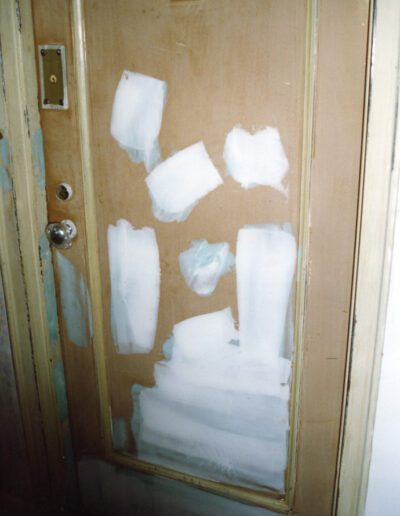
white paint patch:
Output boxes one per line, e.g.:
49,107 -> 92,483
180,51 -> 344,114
223,126 -> 289,194
179,240 -> 234,296
108,219 -> 160,354
110,70 -> 167,172
145,142 -> 223,222
133,308 -> 290,490
237,224 -> 296,361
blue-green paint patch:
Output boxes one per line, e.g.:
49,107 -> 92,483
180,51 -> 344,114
0,138 -> 12,192
112,417 -> 129,451
39,234 -> 60,346
131,384 -> 145,440
52,359 -> 68,422
56,251 -> 93,348
162,335 -> 174,360
32,128 -> 46,191
179,239 -> 235,296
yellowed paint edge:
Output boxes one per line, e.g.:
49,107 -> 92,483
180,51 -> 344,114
0,0 -> 67,500
286,0 -> 319,507
71,0 -> 112,452
337,0 -> 400,514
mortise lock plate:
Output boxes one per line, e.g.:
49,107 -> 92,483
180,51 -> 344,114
38,44 -> 68,110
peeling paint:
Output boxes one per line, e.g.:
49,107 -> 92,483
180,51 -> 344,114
0,137 -> 12,192
56,251 -> 93,348
32,128 -> 45,191
15,0 -> 22,33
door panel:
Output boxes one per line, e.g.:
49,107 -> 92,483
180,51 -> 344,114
32,0 -> 370,514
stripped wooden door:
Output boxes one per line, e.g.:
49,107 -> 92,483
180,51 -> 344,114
32,1 -> 370,514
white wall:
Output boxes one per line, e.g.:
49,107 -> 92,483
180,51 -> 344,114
365,199 -> 400,515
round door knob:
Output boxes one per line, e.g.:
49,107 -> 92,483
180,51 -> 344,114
46,220 -> 77,249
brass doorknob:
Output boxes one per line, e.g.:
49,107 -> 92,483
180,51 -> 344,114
46,220 -> 77,249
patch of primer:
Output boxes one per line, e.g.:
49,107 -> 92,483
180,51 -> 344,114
56,251 -> 93,348
179,239 -> 235,296
39,234 -> 60,346
0,137 -> 12,192
108,219 -> 160,354
110,70 -> 167,172
223,126 -> 289,194
52,359 -> 69,422
236,224 -> 296,360
112,418 -> 129,451
145,142 -> 223,223
132,302 -> 293,491
32,128 -> 46,191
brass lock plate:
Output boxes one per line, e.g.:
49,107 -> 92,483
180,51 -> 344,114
38,44 -> 68,110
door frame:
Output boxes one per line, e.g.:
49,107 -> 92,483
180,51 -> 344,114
0,0 -> 397,513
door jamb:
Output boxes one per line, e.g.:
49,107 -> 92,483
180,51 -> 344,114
0,0 -> 76,506
336,0 -> 400,514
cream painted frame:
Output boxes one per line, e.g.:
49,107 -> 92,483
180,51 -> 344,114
1,0 -> 394,513
336,0 -> 400,514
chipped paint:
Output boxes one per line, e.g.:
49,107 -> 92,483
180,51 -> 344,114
32,128 -> 45,191
56,251 -> 93,348
0,137 -> 12,192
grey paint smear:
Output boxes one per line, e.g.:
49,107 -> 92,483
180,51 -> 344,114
179,239 -> 235,296
56,251 -> 93,348
78,458 -> 280,516
0,137 -> 12,192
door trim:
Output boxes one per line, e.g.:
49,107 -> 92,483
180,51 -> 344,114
336,0 -> 400,514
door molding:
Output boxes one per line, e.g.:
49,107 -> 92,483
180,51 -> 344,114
336,0 -> 400,514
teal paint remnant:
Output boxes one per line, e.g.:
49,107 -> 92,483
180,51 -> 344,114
32,128 -> 46,191
39,234 -> 60,346
56,251 -> 93,348
162,335 -> 174,361
52,360 -> 69,422
131,384 -> 145,440
0,138 -> 12,192
112,418 -> 129,451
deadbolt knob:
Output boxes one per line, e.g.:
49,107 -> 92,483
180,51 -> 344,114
46,220 -> 77,249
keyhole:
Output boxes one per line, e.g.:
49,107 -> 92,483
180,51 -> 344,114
49,74 -> 57,84
56,182 -> 73,201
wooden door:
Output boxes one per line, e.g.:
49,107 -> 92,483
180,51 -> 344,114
32,1 -> 370,514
